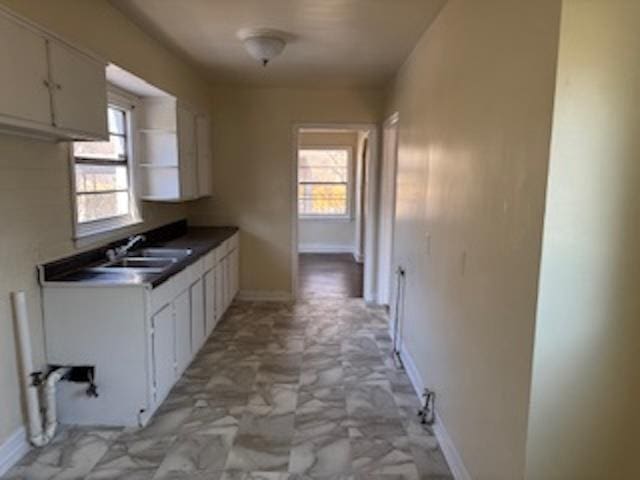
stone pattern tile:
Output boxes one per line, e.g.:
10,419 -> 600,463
3,298 -> 452,480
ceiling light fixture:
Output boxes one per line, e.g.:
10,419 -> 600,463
238,28 -> 287,67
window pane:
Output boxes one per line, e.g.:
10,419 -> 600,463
108,107 -> 126,135
75,164 -> 128,193
299,183 -> 347,216
73,134 -> 126,160
77,191 -> 129,223
299,150 -> 348,182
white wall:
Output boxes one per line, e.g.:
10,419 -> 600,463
0,0 -> 210,452
297,130 -> 360,254
385,1 -> 561,478
526,1 -> 640,478
189,86 -> 383,297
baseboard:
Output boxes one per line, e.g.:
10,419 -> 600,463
236,290 -> 293,302
0,427 -> 30,476
396,340 -> 472,480
298,244 -> 354,254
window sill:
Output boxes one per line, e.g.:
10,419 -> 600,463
298,216 -> 354,222
74,217 -> 143,249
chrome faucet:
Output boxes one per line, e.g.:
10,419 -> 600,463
106,235 -> 146,261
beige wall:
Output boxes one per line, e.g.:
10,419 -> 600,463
526,1 -> 640,478
298,131 -> 360,253
0,0 -> 210,447
189,86 -> 383,296
385,1 -> 561,478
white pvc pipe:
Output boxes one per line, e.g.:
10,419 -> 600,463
42,367 -> 70,441
11,291 -> 45,446
12,291 -> 69,447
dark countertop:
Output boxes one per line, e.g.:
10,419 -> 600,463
40,221 -> 238,288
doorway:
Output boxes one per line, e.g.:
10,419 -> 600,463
292,124 -> 379,301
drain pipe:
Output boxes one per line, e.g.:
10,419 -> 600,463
12,291 -> 69,447
41,366 -> 71,442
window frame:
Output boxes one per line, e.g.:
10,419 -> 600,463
70,87 -> 142,244
297,146 -> 354,221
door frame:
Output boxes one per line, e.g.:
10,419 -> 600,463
377,112 -> 400,305
291,122 -> 380,303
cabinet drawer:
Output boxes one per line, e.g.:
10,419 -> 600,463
214,244 -> 226,263
229,232 -> 239,251
188,257 -> 205,282
203,250 -> 215,271
150,267 -> 191,313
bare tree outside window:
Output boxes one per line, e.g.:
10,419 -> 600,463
73,106 -> 130,224
298,149 -> 350,217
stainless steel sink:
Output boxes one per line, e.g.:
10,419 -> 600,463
131,248 -> 193,259
88,256 -> 177,274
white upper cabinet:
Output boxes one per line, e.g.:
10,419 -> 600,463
177,105 -> 198,200
48,41 -> 107,137
138,96 -> 212,202
0,13 -> 51,127
0,6 -> 107,141
196,114 -> 213,198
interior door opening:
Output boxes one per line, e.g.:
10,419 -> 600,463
292,124 -> 379,301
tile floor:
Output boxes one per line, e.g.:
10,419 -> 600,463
4,298 -> 452,480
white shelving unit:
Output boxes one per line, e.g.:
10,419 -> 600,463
106,65 -> 213,203
137,97 -> 212,202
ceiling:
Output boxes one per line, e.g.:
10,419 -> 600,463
109,0 -> 447,88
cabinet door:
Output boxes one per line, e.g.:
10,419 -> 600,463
177,105 -> 198,199
0,14 -> 51,126
223,256 -> 232,310
47,40 -> 107,138
190,279 -> 205,353
196,114 -> 213,197
204,269 -> 216,336
230,248 -> 240,301
151,304 -> 175,404
174,289 -> 191,376
215,261 -> 225,322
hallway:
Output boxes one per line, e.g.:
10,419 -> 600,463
4,298 -> 451,479
298,254 -> 364,298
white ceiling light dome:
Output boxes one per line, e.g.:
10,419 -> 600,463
238,28 -> 287,67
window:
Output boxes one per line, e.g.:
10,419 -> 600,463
72,91 -> 140,239
298,148 -> 352,218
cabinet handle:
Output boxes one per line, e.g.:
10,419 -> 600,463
55,83 -> 62,90
42,79 -> 50,88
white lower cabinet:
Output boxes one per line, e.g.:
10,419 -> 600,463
215,261 -> 225,323
174,288 -> 191,377
190,278 -> 205,353
204,269 -> 216,336
151,304 -> 175,404
41,231 -> 240,427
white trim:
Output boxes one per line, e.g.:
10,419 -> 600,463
393,334 -> 472,480
236,290 -> 293,302
298,244 -> 355,254
377,112 -> 400,306
0,427 -> 30,476
291,123 -> 380,303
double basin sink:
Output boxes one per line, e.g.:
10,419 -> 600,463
88,248 -> 193,275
